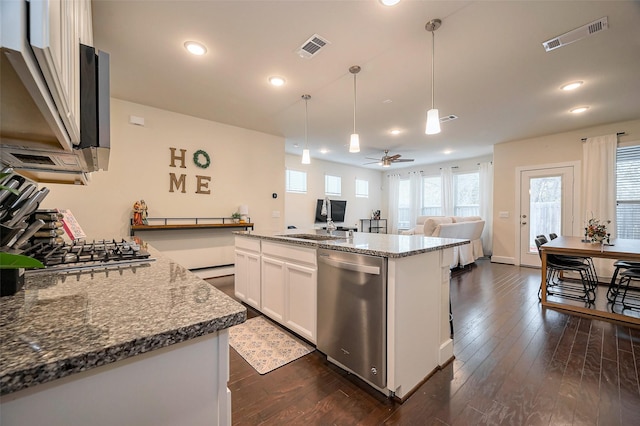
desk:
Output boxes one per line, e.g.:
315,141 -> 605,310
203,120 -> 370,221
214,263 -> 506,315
539,236 -> 640,326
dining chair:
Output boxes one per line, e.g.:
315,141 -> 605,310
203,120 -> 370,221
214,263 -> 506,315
542,233 -> 598,284
607,260 -> 640,302
612,268 -> 640,311
535,237 -> 596,304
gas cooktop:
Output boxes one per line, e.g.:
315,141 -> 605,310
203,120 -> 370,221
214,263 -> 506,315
23,239 -> 155,273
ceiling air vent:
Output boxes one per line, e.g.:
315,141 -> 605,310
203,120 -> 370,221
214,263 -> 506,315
295,34 -> 331,59
440,115 -> 458,123
542,16 -> 608,52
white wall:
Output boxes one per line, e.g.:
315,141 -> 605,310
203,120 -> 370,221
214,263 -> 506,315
492,118 -> 640,264
40,98 -> 285,269
284,154 -> 383,230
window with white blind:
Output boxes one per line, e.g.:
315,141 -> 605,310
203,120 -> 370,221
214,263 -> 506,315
355,179 -> 369,198
325,175 -> 342,196
453,172 -> 480,216
616,144 -> 640,239
285,169 -> 307,193
422,175 -> 442,216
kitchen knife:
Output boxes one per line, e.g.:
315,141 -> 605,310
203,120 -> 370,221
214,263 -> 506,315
14,219 -> 46,248
0,183 -> 36,221
5,187 -> 50,228
0,179 -> 20,205
1,225 -> 24,247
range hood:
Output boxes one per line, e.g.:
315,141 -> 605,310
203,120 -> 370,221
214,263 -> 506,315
0,1 -> 109,185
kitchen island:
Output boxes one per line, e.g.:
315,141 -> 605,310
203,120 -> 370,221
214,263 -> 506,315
234,229 -> 469,401
0,243 -> 246,426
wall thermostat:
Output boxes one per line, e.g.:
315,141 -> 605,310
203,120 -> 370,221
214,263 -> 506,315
272,193 -> 278,199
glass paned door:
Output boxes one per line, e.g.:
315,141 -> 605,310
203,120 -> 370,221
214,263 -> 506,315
519,166 -> 574,267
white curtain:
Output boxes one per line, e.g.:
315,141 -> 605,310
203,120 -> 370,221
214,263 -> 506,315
582,134 -> 617,237
441,167 -> 454,216
387,174 -> 401,234
408,172 -> 423,229
479,162 -> 494,255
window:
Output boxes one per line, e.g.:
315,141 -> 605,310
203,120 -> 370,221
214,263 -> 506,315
616,145 -> 640,239
355,179 -> 369,198
453,172 -> 480,216
325,175 -> 341,196
422,176 -> 442,216
286,169 -> 307,193
398,179 -> 411,229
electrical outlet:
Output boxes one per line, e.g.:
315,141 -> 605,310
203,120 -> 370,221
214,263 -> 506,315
272,210 -> 280,218
499,211 -> 509,218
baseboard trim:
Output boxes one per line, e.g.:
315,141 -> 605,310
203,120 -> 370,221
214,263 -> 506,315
191,265 -> 235,279
490,256 -> 515,265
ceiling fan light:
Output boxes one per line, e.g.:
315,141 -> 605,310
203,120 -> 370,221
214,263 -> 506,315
349,133 -> 360,153
301,148 -> 311,164
382,158 -> 391,167
425,108 -> 441,134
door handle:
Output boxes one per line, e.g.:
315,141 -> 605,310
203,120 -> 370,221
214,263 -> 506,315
521,222 -> 527,225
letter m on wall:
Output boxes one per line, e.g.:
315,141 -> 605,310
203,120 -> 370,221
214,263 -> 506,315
169,173 -> 186,193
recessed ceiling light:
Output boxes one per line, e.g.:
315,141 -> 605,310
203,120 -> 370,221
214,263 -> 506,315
390,129 -> 401,135
561,81 -> 583,91
184,41 -> 207,56
269,76 -> 286,87
320,148 -> 329,154
443,150 -> 453,155
380,0 -> 401,6
570,106 -> 589,114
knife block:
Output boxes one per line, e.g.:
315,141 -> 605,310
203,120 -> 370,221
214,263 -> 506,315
0,268 -> 25,297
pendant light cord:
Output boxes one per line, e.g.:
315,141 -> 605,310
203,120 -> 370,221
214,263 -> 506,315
353,72 -> 357,133
305,97 -> 309,148
431,30 -> 435,110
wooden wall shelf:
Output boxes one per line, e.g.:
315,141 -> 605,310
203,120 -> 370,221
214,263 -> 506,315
130,217 -> 254,236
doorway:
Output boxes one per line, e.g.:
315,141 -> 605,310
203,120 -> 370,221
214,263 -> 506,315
517,163 -> 579,267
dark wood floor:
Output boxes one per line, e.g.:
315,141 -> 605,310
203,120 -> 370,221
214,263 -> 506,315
207,259 -> 640,425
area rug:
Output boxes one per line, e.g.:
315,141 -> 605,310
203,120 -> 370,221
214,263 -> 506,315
229,316 -> 314,374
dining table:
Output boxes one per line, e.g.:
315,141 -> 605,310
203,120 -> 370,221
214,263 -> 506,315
539,235 -> 640,326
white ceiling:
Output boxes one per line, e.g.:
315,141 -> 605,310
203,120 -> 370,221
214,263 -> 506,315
92,0 -> 640,169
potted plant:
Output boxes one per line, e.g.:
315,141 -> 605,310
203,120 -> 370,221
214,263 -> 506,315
231,212 -> 241,223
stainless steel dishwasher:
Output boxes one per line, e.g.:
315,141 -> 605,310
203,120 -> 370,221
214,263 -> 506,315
317,248 -> 387,389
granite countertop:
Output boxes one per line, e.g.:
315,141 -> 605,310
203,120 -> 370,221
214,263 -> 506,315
235,229 -> 469,258
0,244 -> 246,396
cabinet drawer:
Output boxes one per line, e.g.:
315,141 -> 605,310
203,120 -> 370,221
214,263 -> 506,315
261,241 -> 317,267
235,236 -> 260,253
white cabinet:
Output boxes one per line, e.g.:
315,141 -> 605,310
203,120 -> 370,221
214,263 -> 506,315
260,242 -> 317,343
283,261 -> 317,341
29,0 -> 92,145
261,256 -> 286,323
234,237 -> 261,310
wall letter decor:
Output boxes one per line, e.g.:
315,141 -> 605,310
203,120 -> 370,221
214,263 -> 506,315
195,175 -> 212,194
169,173 -> 187,193
169,148 -> 187,168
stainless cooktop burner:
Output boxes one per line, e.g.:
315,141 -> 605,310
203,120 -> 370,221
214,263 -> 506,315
23,239 -> 155,273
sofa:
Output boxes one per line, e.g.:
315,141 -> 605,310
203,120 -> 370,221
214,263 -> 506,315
402,216 -> 485,268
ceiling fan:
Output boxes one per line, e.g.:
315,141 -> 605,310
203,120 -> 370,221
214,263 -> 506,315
364,150 -> 415,167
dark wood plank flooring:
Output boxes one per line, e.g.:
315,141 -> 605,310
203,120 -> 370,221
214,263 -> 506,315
207,259 -> 640,425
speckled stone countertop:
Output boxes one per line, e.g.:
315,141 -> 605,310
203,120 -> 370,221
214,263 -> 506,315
0,244 -> 246,396
235,229 -> 469,258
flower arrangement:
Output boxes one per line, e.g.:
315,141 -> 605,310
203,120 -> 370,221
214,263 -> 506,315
585,217 -> 611,244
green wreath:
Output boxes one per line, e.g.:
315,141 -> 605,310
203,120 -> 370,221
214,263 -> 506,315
193,150 -> 211,169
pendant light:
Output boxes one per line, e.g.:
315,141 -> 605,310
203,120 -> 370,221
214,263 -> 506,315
425,19 -> 442,135
349,65 -> 361,153
301,94 -> 311,164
